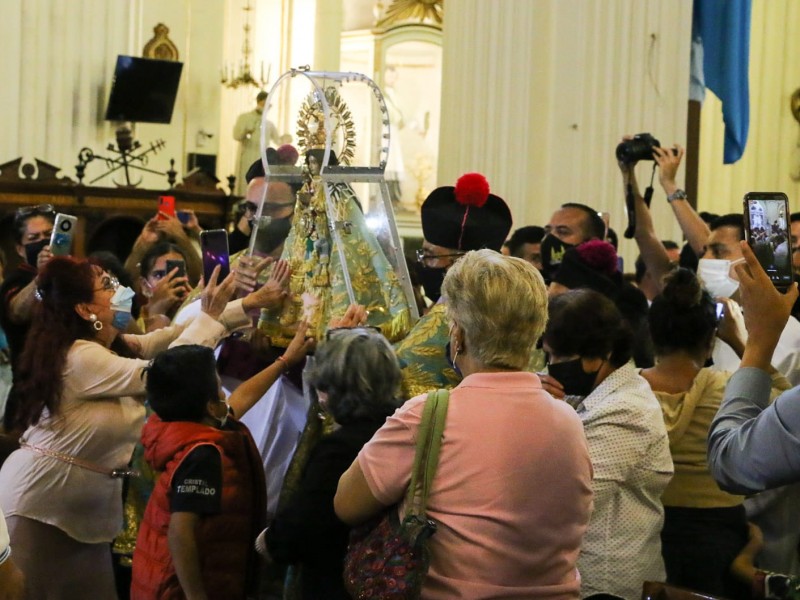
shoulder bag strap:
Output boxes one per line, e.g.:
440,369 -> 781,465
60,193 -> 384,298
405,388 -> 450,518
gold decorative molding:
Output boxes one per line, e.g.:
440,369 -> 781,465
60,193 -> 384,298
143,23 -> 179,61
377,0 -> 443,29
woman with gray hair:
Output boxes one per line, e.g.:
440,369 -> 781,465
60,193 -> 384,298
263,327 -> 402,600
335,249 -> 594,599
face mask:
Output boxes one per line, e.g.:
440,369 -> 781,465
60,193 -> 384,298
110,285 -> 136,330
418,266 -> 446,303
540,235 -> 574,283
252,215 -> 293,254
24,239 -> 49,267
697,258 -> 744,299
547,358 -> 600,399
110,285 -> 135,313
111,310 -> 133,331
215,401 -> 230,428
444,342 -> 463,379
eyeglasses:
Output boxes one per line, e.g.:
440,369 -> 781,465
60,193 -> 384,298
15,203 -> 55,224
94,274 -> 120,292
325,326 -> 382,341
415,249 -> 464,265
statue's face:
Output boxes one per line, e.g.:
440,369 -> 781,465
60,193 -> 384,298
308,155 -> 320,176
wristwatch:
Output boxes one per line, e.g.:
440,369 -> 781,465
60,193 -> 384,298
667,189 -> 688,202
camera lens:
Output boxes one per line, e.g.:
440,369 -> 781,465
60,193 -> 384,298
61,220 -> 72,231
615,133 -> 660,163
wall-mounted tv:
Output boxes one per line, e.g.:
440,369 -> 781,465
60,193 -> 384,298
104,55 -> 183,124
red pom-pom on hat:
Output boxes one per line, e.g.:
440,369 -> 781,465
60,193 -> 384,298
454,173 -> 490,207
575,240 -> 618,276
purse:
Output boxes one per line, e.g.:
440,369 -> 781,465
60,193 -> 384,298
343,388 -> 450,599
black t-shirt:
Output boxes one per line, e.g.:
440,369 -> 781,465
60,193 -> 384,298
170,445 -> 223,514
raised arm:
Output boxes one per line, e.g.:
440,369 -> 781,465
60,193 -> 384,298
622,158 -> 673,294
653,145 -> 710,256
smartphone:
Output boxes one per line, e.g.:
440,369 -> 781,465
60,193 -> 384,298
165,259 -> 186,279
176,210 -> 191,225
158,195 -> 176,220
743,192 -> 793,291
49,213 -> 78,256
199,229 -> 230,283
715,302 -> 725,321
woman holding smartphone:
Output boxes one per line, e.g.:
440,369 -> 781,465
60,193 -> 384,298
0,256 -> 282,598
138,242 -> 193,332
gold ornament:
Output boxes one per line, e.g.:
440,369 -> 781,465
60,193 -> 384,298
296,87 -> 356,165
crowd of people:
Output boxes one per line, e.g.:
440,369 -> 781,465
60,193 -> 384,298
0,134 -> 800,600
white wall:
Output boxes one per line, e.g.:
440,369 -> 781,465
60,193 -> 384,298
0,0 -> 130,179
438,0 -> 693,267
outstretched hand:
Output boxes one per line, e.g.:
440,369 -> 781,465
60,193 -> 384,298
733,240 -> 799,368
242,259 -> 291,311
281,320 -> 316,367
235,255 -> 273,293
328,304 -> 368,329
200,265 -> 237,320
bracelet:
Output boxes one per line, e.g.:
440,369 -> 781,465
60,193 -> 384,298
667,189 -> 688,202
275,355 -> 290,373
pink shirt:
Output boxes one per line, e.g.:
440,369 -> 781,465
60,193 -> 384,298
358,371 -> 594,600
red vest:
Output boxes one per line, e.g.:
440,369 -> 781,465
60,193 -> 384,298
131,416 -> 267,600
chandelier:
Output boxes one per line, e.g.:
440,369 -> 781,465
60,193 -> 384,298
220,0 -> 269,90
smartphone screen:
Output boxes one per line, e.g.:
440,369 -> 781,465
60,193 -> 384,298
49,213 -> 78,256
199,229 -> 230,283
743,192 -> 793,291
158,195 -> 176,220
165,259 -> 186,279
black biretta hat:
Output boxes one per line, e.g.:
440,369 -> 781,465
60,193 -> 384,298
421,173 -> 512,252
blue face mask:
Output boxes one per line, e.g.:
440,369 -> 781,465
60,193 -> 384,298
109,285 -> 135,330
111,310 -> 133,331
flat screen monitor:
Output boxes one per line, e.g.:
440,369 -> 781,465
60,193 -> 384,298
104,55 -> 183,124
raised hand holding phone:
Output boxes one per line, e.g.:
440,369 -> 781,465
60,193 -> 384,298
743,192 -> 793,292
733,240 -> 799,370
200,265 -> 237,320
200,229 -> 230,284
49,213 -> 78,256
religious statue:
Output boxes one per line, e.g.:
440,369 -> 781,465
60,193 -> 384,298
258,86 -> 412,346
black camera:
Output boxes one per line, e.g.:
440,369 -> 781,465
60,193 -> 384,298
60,219 -> 72,232
616,133 -> 661,163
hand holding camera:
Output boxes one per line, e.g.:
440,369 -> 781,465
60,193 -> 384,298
652,145 -> 685,195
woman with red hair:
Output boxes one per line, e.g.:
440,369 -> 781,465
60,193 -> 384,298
0,256 -> 278,598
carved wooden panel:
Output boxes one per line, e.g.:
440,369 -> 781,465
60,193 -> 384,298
142,23 -> 179,61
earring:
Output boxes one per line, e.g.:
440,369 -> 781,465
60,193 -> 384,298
89,314 -> 103,331
452,347 -> 460,365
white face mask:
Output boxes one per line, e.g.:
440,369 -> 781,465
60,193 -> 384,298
214,400 -> 230,428
697,258 -> 744,299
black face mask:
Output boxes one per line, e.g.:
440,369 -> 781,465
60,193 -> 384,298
252,215 -> 293,255
418,265 -> 447,303
24,238 -> 49,268
540,234 -> 574,283
547,358 -> 599,398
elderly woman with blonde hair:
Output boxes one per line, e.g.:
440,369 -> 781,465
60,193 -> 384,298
335,249 -> 594,599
